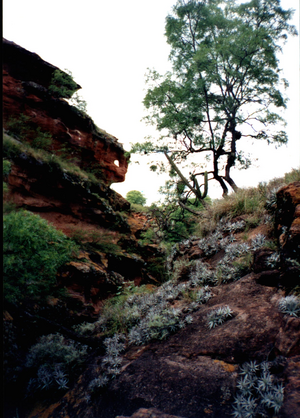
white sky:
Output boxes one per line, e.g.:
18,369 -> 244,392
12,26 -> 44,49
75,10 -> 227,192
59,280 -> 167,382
3,0 -> 300,204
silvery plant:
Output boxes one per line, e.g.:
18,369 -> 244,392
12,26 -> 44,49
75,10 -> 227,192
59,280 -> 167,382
250,234 -> 267,251
266,252 -> 280,269
87,333 -> 126,398
278,295 -> 300,317
217,219 -> 246,234
233,360 -> 284,418
207,305 -> 233,329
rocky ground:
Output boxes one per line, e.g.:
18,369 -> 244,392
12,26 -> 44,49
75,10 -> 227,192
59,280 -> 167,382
25,182 -> 300,418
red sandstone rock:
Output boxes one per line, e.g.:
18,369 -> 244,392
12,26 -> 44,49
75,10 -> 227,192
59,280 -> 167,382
3,38 -> 128,185
276,182 -> 300,255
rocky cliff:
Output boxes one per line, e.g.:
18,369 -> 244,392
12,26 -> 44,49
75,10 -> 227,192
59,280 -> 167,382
3,38 -> 128,185
3,38 -> 164,314
3,39 -> 300,418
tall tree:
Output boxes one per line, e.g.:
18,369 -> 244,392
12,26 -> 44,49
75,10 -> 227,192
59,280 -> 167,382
132,0 -> 297,204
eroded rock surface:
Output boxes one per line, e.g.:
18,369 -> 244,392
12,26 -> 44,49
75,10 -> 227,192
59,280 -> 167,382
3,38 -> 128,185
28,275 -> 300,418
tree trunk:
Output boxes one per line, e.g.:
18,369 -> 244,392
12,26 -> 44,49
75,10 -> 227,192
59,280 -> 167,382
224,130 -> 239,193
213,151 -> 229,196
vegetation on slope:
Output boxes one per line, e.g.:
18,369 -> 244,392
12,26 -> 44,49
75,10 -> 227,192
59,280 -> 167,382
3,109 -> 300,417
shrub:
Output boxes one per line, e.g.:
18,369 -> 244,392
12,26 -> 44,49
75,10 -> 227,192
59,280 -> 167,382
30,127 -> 52,150
3,159 -> 11,178
194,185 -> 275,237
5,114 -> 31,138
48,69 -> 78,99
3,210 -> 78,303
26,333 -> 88,394
5,115 -> 53,150
3,159 -> 11,198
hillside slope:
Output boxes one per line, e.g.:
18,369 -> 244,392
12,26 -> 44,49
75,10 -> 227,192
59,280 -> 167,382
3,39 -> 300,418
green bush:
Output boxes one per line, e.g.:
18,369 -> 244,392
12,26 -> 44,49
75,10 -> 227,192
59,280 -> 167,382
3,210 -> 78,303
30,127 -> 52,150
48,69 -> 78,99
3,159 -> 12,179
5,114 -> 31,138
3,159 -> 11,197
5,115 -> 53,151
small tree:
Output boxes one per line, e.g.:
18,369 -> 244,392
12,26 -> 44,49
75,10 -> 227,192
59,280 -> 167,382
126,190 -> 147,206
132,0 -> 297,205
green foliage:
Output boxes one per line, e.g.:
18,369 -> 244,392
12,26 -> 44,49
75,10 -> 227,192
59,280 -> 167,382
140,180 -> 206,245
3,159 -> 11,194
5,114 -> 31,138
126,190 -> 147,206
48,69 -> 78,99
30,127 -> 52,150
130,202 -> 150,213
69,228 -> 122,255
95,284 -> 154,336
3,159 -> 12,178
94,280 -> 202,345
26,333 -> 88,394
134,0 -> 297,201
194,186 -> 269,237
5,115 -> 52,151
3,134 -> 99,188
3,210 -> 78,303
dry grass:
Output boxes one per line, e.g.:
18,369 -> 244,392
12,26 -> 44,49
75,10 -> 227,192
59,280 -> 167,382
194,168 -> 300,237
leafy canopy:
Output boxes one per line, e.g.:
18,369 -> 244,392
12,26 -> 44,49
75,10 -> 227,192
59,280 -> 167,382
126,190 -> 147,206
132,0 -> 297,203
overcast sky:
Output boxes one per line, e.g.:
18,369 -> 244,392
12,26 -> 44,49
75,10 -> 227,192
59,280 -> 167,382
3,0 -> 300,204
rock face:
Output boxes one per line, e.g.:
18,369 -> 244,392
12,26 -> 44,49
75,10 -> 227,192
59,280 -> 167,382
3,39 -> 163,317
3,38 -> 128,185
276,182 -> 300,287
